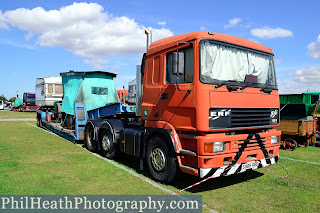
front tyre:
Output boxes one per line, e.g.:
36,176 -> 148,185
146,136 -> 176,183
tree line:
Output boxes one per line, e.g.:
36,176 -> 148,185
0,95 -> 16,102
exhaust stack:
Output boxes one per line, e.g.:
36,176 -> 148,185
145,27 -> 152,51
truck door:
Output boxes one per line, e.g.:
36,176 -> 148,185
159,46 -> 196,131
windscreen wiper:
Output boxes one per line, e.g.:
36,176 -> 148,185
215,80 -> 240,91
260,85 -> 273,94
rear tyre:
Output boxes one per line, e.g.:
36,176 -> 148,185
146,136 -> 176,183
85,124 -> 97,152
100,129 -> 117,159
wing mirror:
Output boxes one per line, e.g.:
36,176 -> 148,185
172,52 -> 184,75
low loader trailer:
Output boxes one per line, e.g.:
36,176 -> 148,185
37,31 -> 281,183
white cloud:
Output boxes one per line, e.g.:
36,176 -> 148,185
278,66 -> 320,94
287,66 -> 320,84
200,26 -> 207,31
84,58 -> 109,64
224,18 -> 241,29
2,3 -> 174,58
251,26 -> 293,39
83,58 -> 121,70
158,21 -> 166,26
0,10 -> 9,29
84,58 -> 109,70
111,65 -> 120,70
24,32 -> 34,40
308,35 -> 320,60
274,59 -> 282,64
247,37 -> 260,43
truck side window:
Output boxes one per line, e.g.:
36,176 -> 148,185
166,47 -> 193,84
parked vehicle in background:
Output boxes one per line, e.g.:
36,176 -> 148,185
279,92 -> 320,149
0,100 -> 3,110
11,93 -> 39,112
4,101 -> 12,110
11,97 -> 23,111
22,93 -> 39,112
35,76 -> 63,110
37,31 -> 281,183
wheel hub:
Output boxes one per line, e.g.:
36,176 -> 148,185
102,135 -> 111,151
151,148 -> 166,171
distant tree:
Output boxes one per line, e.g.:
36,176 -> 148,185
9,97 -> 16,102
0,95 -> 8,102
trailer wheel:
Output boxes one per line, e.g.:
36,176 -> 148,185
36,116 -> 42,127
85,124 -> 97,152
146,136 -> 176,183
283,138 -> 297,151
100,129 -> 117,159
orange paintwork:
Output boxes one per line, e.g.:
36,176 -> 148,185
141,31 -> 280,176
117,90 -> 128,102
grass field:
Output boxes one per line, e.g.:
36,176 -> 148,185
0,121 -> 319,212
0,110 -> 36,119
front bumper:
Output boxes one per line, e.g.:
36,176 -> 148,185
199,155 -> 279,178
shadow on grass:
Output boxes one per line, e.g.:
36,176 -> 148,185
111,153 -> 264,193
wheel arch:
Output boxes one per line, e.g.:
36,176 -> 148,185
143,128 -> 177,159
98,119 -> 127,149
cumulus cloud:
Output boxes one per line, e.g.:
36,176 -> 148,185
2,3 -> 174,58
308,35 -> 320,60
277,66 -> 320,94
0,11 -> 9,29
251,27 -> 293,39
287,66 -> 320,84
158,21 -> 166,26
224,18 -> 241,29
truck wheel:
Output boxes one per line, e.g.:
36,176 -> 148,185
146,136 -> 176,183
85,124 -> 97,152
100,129 -> 117,159
283,138 -> 297,151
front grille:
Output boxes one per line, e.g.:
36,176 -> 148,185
209,108 -> 278,129
237,136 -> 266,148
231,108 -> 271,128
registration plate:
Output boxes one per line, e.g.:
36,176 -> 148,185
241,161 -> 259,172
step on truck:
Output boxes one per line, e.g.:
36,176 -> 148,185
36,31 -> 281,183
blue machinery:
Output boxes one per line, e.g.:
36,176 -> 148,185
39,102 -> 136,142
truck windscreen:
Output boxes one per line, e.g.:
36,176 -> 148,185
26,97 -> 35,102
199,40 -> 277,89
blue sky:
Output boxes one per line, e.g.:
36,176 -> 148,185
0,0 -> 320,99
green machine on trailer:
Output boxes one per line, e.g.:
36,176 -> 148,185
36,70 -> 121,141
280,92 -> 320,116
278,92 -> 319,150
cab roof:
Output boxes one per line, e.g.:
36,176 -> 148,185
147,31 -> 274,56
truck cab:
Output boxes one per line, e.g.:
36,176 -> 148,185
141,31 -> 281,180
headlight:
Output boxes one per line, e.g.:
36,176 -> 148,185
271,136 -> 279,144
204,142 -> 225,153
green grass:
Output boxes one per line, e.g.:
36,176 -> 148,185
0,121 -> 319,212
0,110 -> 36,119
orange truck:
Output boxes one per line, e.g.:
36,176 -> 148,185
82,31 -> 281,183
